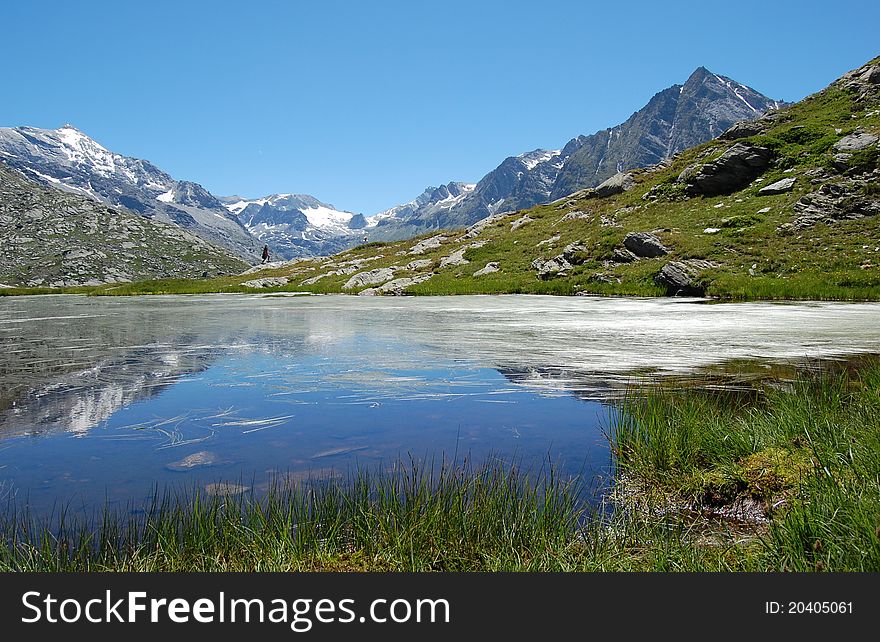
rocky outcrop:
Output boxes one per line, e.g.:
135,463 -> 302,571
678,143 -> 773,196
655,260 -> 718,296
342,267 -> 396,290
531,242 -> 589,280
357,273 -> 434,296
531,256 -> 572,280
407,234 -> 447,254
791,179 -> 880,229
623,232 -> 669,258
439,247 -> 470,268
758,177 -> 796,195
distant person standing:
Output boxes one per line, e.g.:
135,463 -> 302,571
261,244 -> 270,264
363,234 -> 368,244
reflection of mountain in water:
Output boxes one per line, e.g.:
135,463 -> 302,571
3,294 -> 880,441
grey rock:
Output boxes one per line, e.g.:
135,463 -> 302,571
531,256 -> 572,280
593,172 -> 635,198
537,234 -> 561,246
719,120 -> 766,140
241,277 -> 289,289
407,234 -> 447,255
758,177 -> 797,195
510,214 -> 532,230
623,232 -> 669,258
403,259 -> 433,271
612,248 -> 640,263
678,143 -> 773,196
562,242 -> 589,265
832,132 -> 879,152
358,272 -> 435,296
439,247 -> 470,268
655,260 -> 718,296
792,180 -> 880,229
473,262 -> 500,276
342,267 -> 396,290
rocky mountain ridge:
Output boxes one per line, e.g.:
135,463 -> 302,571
0,125 -> 261,261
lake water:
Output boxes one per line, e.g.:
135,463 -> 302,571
2,294 -> 879,516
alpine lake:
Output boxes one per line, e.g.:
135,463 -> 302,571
2,293 -> 879,517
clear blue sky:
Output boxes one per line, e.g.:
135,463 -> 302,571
3,0 -> 877,214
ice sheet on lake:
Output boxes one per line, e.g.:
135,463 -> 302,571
1,294 -> 880,439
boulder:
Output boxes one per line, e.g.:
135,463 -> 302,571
623,232 -> 669,258
832,132 -> 879,152
342,267 -> 396,290
593,172 -> 636,198
241,276 -> 289,288
719,120 -> 766,140
758,177 -> 796,195
655,260 -> 718,296
678,143 -> 773,196
473,262 -> 500,276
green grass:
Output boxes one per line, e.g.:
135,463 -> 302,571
3,360 -> 878,572
611,359 -> 880,571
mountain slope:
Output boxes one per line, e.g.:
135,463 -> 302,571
0,125 -> 261,261
104,55 -> 880,302
0,161 -> 247,287
368,67 -> 782,240
220,193 -> 367,259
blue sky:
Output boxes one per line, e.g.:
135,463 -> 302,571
3,0 -> 877,213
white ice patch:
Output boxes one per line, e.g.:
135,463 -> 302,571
156,189 -> 175,203
518,150 -> 561,171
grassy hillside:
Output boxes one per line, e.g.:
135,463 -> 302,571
8,56 -> 878,300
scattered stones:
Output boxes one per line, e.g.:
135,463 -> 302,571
655,260 -> 718,296
678,143 -> 773,196
623,232 -> 669,258
758,177 -> 797,195
342,267 -> 396,290
241,276 -> 289,288
557,211 -> 591,224
473,262 -> 500,276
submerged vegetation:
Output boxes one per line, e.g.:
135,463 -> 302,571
3,360 -> 878,572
